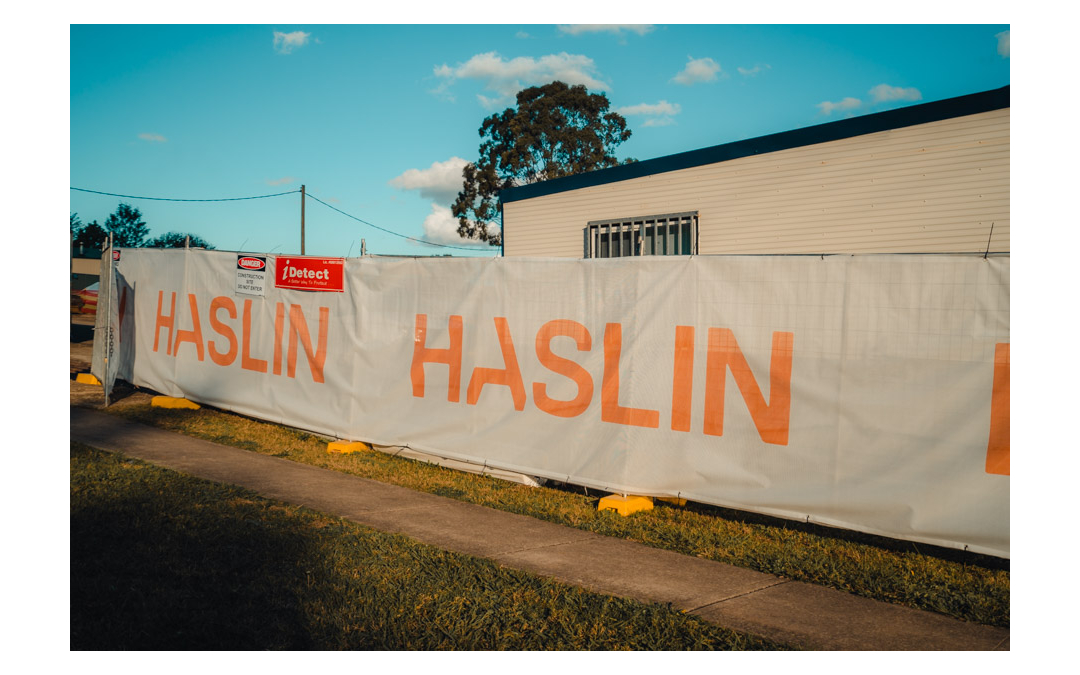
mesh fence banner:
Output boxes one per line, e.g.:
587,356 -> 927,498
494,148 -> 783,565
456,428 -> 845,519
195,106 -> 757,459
107,249 -> 1010,557
91,245 -> 120,403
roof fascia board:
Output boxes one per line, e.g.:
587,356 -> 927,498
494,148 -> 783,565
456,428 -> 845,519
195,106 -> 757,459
499,86 -> 1009,205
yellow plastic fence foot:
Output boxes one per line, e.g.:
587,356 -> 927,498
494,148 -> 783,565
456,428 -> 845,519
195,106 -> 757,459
328,440 -> 370,454
657,497 -> 688,506
151,396 -> 201,410
75,373 -> 101,385
598,494 -> 654,516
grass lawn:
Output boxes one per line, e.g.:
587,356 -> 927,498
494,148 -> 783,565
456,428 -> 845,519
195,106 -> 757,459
88,396 -> 1009,629
71,442 -> 785,650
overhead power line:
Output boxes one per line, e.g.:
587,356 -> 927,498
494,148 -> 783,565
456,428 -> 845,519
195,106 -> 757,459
303,190 -> 499,253
70,187 -> 301,202
70,185 -> 499,254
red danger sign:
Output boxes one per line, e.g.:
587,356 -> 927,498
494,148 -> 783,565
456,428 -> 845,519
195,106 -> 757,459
275,257 -> 345,292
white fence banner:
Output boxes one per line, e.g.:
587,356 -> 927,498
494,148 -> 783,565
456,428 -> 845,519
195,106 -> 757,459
110,249 -> 1010,557
91,245 -> 120,403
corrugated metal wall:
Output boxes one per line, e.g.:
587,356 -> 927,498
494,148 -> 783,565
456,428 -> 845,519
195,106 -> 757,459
502,108 -> 1009,256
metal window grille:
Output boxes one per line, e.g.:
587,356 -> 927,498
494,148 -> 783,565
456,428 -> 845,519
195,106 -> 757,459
584,212 -> 698,258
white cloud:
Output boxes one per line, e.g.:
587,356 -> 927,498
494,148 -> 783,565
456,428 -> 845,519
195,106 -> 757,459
433,51 -> 611,107
266,176 -> 294,186
817,97 -> 863,115
389,157 -> 470,204
996,30 -> 1010,58
617,101 -> 681,128
557,25 -> 654,37
869,84 -> 922,103
737,64 -> 771,77
420,203 -> 496,247
819,83 -> 924,117
616,101 -> 681,117
673,57 -> 722,85
273,31 -> 310,54
138,133 -> 167,143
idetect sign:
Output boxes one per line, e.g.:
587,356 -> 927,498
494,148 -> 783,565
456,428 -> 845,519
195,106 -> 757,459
275,256 -> 345,292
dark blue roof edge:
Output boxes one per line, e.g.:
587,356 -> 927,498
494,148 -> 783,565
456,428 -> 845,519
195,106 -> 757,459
499,86 -> 1010,205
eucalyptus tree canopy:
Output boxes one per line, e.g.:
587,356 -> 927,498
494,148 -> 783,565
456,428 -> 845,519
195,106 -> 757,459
452,81 -> 634,247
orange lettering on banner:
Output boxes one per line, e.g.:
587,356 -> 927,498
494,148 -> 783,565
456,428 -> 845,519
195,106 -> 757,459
173,294 -> 205,361
208,297 -> 238,367
602,323 -> 660,428
411,314 -> 463,402
671,326 -> 695,432
153,290 -> 176,355
704,329 -> 794,445
273,302 -> 286,376
287,305 -> 329,384
986,343 -> 1010,476
533,320 -> 594,418
467,317 -> 527,411
241,299 -> 268,373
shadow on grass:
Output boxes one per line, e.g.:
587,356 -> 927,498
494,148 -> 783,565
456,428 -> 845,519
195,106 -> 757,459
70,444 -> 782,651
71,451 -> 329,649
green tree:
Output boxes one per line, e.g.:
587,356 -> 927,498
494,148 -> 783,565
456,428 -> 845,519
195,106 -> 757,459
105,203 -> 149,247
71,212 -> 82,239
73,220 -> 108,250
145,232 -> 215,249
452,81 -> 634,246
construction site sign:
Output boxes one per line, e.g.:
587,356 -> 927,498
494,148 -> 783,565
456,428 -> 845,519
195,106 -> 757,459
235,255 -> 267,296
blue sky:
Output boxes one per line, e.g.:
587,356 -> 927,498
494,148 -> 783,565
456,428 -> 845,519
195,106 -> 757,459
69,23 -> 1011,258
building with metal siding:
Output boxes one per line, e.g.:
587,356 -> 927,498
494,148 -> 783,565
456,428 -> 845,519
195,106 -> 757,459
498,87 -> 1009,257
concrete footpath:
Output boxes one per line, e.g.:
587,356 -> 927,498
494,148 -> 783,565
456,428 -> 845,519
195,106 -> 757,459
70,406 -> 1009,651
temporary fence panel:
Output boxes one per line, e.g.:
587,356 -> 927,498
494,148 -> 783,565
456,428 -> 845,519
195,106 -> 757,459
91,244 -> 121,404
109,249 -> 1010,557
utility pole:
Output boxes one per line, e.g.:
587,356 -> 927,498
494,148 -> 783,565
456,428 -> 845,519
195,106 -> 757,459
300,184 -> 306,255
361,238 -> 366,256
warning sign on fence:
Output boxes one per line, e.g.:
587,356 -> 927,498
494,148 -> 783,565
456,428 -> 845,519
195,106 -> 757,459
235,255 -> 267,296
275,256 -> 344,292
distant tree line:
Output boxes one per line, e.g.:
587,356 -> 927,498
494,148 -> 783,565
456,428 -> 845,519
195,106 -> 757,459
70,203 -> 214,251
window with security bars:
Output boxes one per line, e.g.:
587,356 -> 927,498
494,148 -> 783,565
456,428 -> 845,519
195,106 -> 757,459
584,212 -> 698,258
